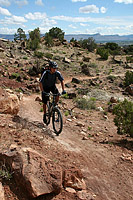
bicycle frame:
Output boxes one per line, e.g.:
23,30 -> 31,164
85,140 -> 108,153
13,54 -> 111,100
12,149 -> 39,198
43,92 -> 63,135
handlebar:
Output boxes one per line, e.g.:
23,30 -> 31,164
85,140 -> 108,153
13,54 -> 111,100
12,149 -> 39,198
42,91 -> 61,97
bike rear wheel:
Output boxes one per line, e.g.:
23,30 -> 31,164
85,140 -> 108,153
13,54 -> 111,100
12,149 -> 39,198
45,102 -> 51,125
52,107 -> 63,135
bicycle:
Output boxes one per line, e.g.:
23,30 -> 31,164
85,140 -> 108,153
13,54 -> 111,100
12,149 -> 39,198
43,92 -> 63,135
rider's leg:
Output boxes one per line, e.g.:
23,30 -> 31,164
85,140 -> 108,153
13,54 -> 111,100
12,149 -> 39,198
55,96 -> 59,104
51,86 -> 59,105
43,103 -> 46,114
42,91 -> 48,123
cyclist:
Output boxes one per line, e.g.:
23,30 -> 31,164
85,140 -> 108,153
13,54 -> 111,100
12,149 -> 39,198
39,61 -> 66,124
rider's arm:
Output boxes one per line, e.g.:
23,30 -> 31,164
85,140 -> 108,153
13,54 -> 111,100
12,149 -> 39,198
61,80 -> 65,91
39,82 -> 43,92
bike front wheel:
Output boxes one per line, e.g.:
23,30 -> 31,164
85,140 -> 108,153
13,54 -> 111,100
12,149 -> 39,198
52,107 -> 63,135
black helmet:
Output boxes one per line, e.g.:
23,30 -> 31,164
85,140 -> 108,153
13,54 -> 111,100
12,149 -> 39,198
49,60 -> 58,69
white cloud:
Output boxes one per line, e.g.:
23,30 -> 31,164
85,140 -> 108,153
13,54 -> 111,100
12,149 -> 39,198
0,15 -> 27,25
41,18 -> 57,27
100,7 -> 107,13
80,23 -> 89,26
68,24 -> 77,29
35,0 -> 44,6
52,15 -> 91,22
15,0 -> 28,7
52,15 -> 133,27
11,15 -> 27,23
0,27 -> 17,34
0,7 -> 11,16
114,0 -> 133,4
0,0 -> 11,7
72,0 -> 87,2
79,5 -> 99,14
25,12 -> 47,20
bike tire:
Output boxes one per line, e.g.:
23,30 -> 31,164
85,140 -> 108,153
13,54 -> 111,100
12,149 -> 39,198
52,107 -> 63,135
45,102 -> 51,125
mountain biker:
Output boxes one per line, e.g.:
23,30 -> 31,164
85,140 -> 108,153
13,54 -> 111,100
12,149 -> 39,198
39,61 -> 66,124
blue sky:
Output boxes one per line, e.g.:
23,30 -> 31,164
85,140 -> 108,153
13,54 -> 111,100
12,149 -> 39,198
0,0 -> 133,35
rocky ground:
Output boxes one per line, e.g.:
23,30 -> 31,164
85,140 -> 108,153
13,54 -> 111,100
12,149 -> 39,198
0,38 -> 133,200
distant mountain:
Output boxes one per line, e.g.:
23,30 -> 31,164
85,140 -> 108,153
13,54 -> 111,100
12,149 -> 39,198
0,33 -> 133,44
64,33 -> 133,43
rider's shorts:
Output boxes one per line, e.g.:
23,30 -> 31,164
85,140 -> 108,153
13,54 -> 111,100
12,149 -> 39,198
42,85 -> 59,104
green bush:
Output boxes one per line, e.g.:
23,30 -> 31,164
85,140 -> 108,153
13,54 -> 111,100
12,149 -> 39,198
34,51 -> 44,58
44,52 -> 53,59
96,47 -> 109,60
126,56 -> 133,63
45,32 -> 54,47
113,99 -> 133,137
75,97 -> 96,110
10,73 -> 20,79
79,37 -> 97,52
124,71 -> 133,87
0,164 -> 12,180
27,28 -> 40,50
48,27 -> 65,42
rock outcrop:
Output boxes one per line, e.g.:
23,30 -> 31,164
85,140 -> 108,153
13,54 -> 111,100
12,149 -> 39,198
0,145 -> 62,198
0,88 -> 19,115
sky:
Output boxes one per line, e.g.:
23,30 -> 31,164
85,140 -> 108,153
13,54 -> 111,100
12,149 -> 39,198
0,0 -> 133,36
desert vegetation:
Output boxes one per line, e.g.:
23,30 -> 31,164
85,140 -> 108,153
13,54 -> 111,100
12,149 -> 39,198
0,26 -> 133,200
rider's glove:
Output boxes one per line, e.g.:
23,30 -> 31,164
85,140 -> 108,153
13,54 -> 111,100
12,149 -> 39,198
62,90 -> 66,95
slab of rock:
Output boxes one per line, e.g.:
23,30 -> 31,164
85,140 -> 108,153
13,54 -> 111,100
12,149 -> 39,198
0,182 -> 5,200
0,88 -> 19,115
0,145 -> 62,198
63,168 -> 86,190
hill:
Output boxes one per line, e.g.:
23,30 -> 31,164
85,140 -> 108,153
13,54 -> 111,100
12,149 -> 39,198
0,38 -> 133,200
0,33 -> 133,44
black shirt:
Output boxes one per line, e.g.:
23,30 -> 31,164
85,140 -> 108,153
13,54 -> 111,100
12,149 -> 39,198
40,70 -> 64,89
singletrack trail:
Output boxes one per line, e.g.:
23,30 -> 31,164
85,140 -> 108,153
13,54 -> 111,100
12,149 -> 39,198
18,74 -> 133,200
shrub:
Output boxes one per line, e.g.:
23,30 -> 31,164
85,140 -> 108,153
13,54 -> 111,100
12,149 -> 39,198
48,27 -> 65,42
0,164 -> 13,180
124,45 -> 133,55
28,28 -> 40,50
126,56 -> 133,63
34,51 -> 44,58
75,97 -> 96,110
10,73 -> 20,79
23,56 -> 28,60
96,47 -> 109,60
105,42 -> 120,55
105,42 -> 119,51
124,71 -> 133,87
113,99 -> 133,137
64,110 -> 69,116
45,32 -> 54,47
44,52 -> 53,59
79,37 -> 97,52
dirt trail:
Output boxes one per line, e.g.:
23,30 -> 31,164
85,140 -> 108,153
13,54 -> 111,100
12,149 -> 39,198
18,78 -> 133,200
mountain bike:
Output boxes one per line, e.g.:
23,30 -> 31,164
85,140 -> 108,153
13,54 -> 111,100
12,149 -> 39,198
44,92 -> 63,135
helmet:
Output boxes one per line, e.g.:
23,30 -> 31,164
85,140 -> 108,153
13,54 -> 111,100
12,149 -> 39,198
49,60 -> 58,69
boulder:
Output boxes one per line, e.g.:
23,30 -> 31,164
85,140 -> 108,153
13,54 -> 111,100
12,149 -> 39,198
63,57 -> 71,64
72,78 -> 80,84
0,145 -> 62,198
81,64 -> 91,76
0,88 -> 19,115
63,169 -> 86,190
83,56 -> 91,62
0,182 -> 5,200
